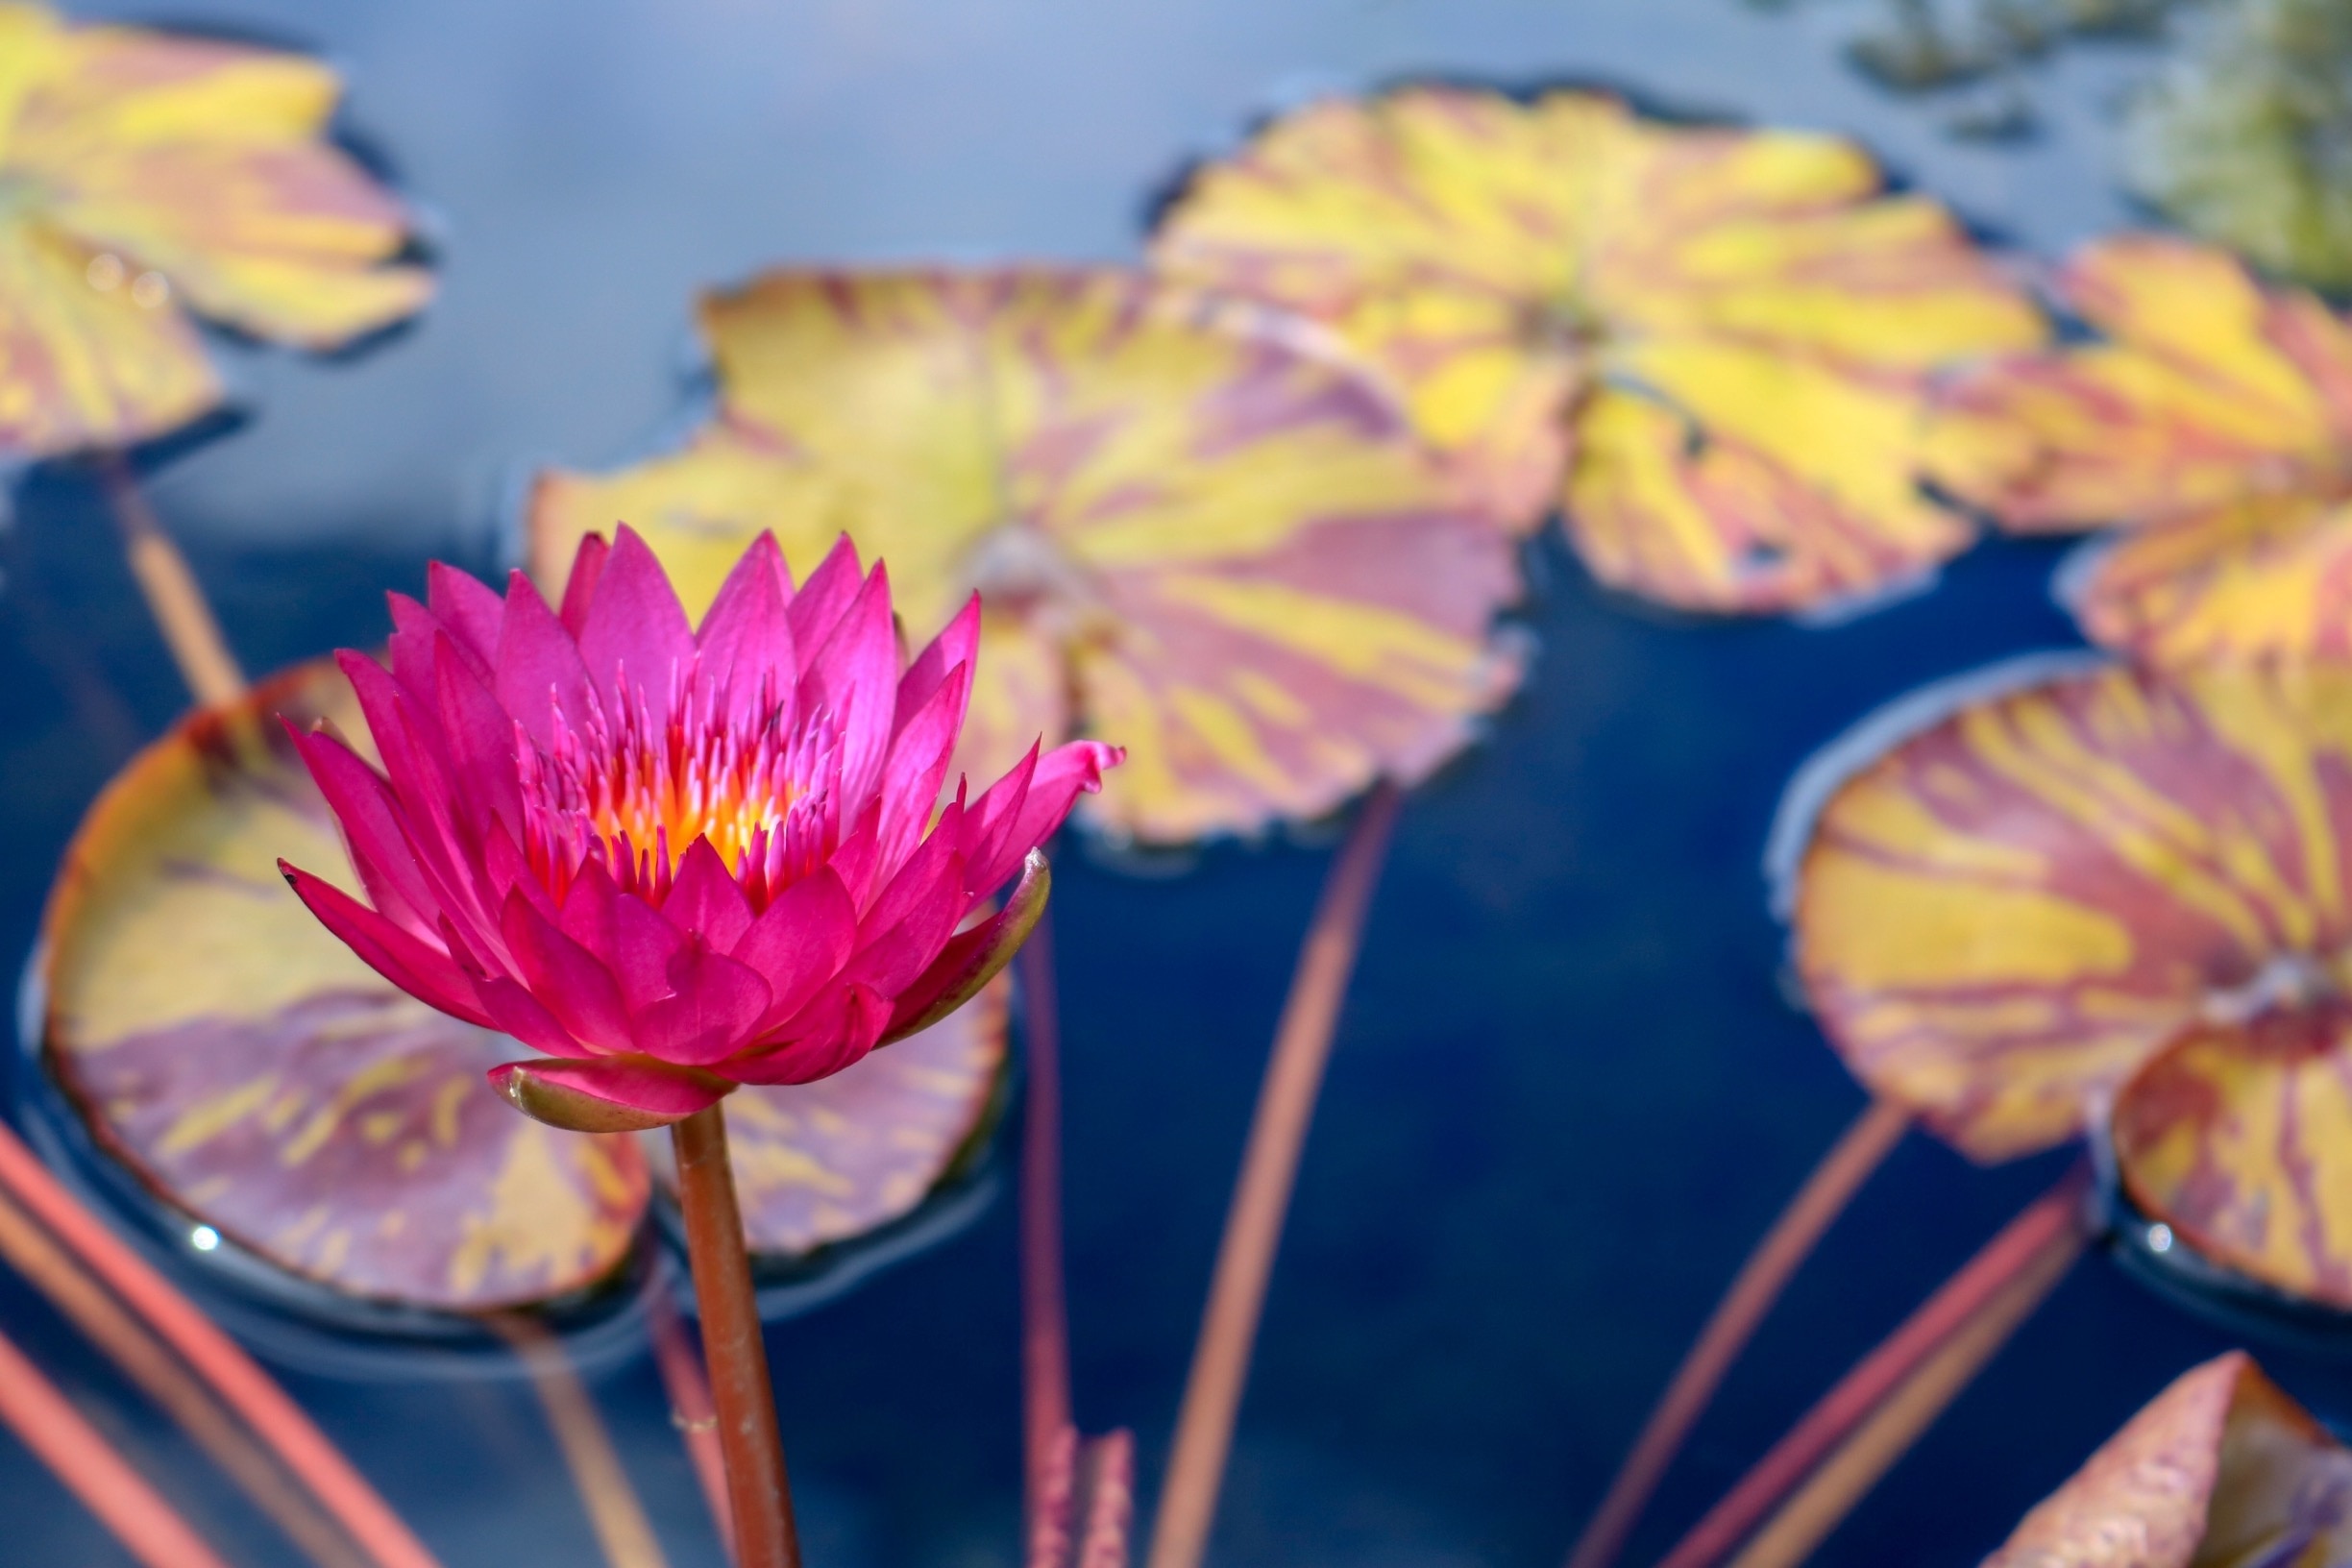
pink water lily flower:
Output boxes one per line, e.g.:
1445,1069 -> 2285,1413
281,527 -> 1120,1132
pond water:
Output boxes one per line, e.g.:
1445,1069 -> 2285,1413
0,1 -> 2323,1565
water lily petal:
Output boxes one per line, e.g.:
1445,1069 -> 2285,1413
491,1057 -> 729,1133
576,525 -> 697,722
634,939 -> 772,1066
724,983 -> 891,1087
886,848 -> 1048,1044
733,866 -> 859,1027
662,836 -> 754,950
494,568 -> 597,751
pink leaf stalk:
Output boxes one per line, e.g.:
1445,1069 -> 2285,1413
282,526 -> 1120,1132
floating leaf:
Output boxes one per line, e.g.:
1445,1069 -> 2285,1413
702,977 -> 1008,1261
1984,1351 -> 2352,1567
39,661 -> 647,1311
2113,1005 -> 2352,1307
1791,659 -> 2352,1164
0,2 -> 430,458
1936,235 -> 2352,662
1149,86 -> 2042,613
530,267 -> 1521,845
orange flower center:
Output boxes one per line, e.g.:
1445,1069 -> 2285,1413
519,678 -> 844,908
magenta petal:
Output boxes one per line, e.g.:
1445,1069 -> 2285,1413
894,595 -> 979,738
634,939 -> 772,1066
784,534 -> 865,662
495,571 -> 596,750
384,593 -> 444,707
823,798 -> 886,914
480,821 -> 558,924
555,532 -> 611,638
854,820 -> 962,961
431,635 -> 527,840
734,867 -> 858,1026
284,723 -> 437,940
279,861 -> 496,1029
606,888 -> 689,1016
427,560 -> 507,672
697,532 -> 797,709
576,527 -> 697,723
557,852 -> 624,962
727,984 -> 892,1086
798,563 -> 898,819
965,741 -> 1120,899
662,837 -> 754,950
883,847 -> 1049,1044
490,1057 -> 728,1132
874,661 -> 971,883
500,891 -> 633,1052
472,973 -> 596,1059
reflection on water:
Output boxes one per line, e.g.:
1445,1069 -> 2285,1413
4,1 -> 2342,1566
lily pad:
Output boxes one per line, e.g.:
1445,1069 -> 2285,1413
2113,1005 -> 2352,1310
0,3 -> 430,459
1984,1351 -> 2352,1567
39,661 -> 647,1312
39,656 -> 1016,1317
1149,86 -> 2043,614
529,267 -> 1521,845
1790,658 -> 2352,1164
1935,235 -> 2352,662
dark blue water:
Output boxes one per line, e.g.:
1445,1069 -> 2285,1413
1,2 -> 2325,1564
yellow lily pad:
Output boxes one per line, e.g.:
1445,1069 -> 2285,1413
39,661 -> 646,1311
1790,658 -> 2352,1164
0,2 -> 430,458
1935,234 -> 2352,663
530,267 -> 1522,845
1150,86 -> 2043,613
2113,1005 -> 2352,1309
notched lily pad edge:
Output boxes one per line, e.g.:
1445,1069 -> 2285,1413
1762,647 -> 2115,921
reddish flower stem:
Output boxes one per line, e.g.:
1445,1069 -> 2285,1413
648,1273 -> 735,1563
670,1106 -> 798,1568
0,1123 -> 442,1568
1650,1166 -> 2090,1568
0,1175 -> 365,1568
0,1320 -> 235,1568
1017,906 -> 1075,1536
1565,1099 -> 1911,1568
96,452 -> 245,708
1146,780 -> 1404,1568
1724,1224 -> 2078,1568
